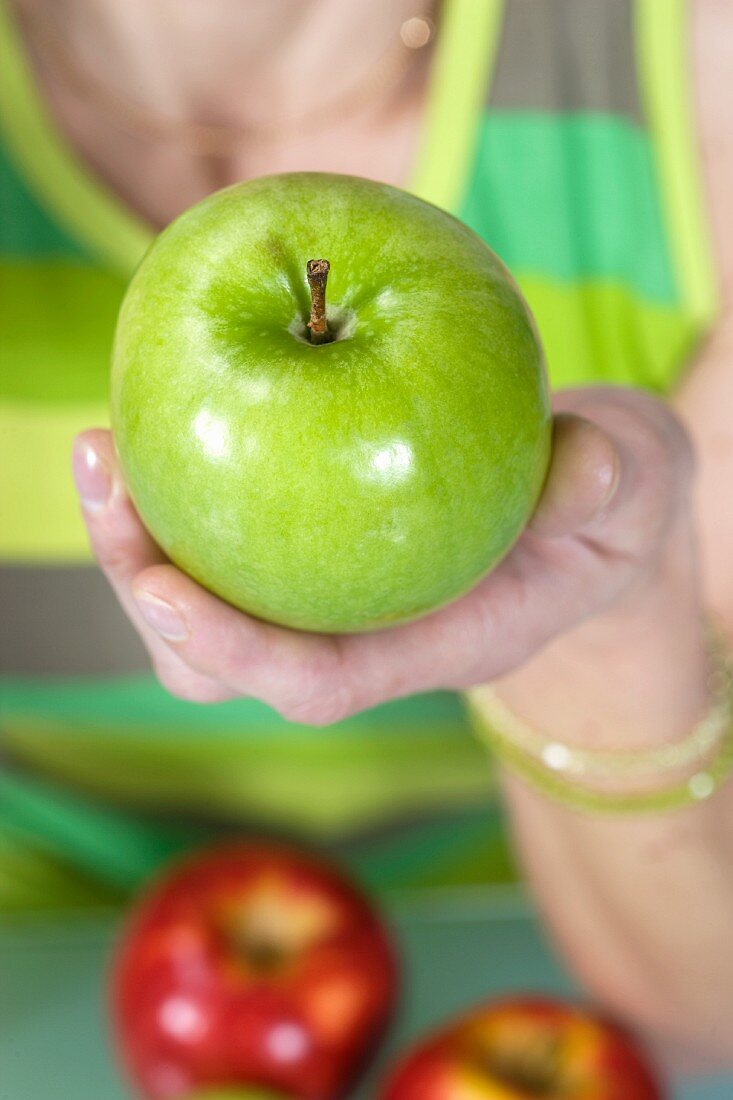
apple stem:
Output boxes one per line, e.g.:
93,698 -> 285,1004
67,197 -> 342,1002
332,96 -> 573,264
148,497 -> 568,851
306,259 -> 332,345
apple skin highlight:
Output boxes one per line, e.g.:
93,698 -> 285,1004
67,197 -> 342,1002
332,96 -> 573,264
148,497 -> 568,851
112,172 -> 551,633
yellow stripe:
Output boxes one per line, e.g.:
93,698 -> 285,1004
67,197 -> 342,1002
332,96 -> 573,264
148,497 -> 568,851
0,402 -> 105,561
635,0 -> 719,326
0,0 -> 152,275
410,0 -> 503,212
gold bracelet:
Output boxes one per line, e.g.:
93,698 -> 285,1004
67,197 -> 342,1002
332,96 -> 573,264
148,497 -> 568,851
467,621 -> 733,814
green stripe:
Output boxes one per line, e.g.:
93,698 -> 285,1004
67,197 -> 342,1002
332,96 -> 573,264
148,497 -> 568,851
2,673 -> 464,736
0,834 -> 123,912
350,804 -> 514,893
635,0 -> 719,325
517,274 -> 700,393
2,722 -> 492,836
0,260 -> 124,403
3,710 -> 494,830
461,112 -> 677,302
0,0 -> 152,274
0,144 -> 82,257
0,772 -> 202,891
0,776 -> 510,909
411,0 -> 503,212
2,677 -> 491,834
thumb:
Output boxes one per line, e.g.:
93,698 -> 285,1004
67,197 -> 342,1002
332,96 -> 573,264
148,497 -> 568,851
528,413 -> 620,539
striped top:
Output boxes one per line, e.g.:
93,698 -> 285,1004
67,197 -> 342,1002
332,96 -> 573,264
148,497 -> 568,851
0,0 -> 718,908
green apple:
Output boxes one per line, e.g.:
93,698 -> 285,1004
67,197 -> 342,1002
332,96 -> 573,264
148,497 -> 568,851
111,173 -> 550,633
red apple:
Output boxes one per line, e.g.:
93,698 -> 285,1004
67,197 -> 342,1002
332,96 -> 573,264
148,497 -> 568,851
183,1092 -> 289,1100
111,842 -> 397,1100
380,997 -> 664,1100
183,1092 -> 288,1100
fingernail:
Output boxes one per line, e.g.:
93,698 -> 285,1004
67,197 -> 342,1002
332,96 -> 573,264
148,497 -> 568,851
72,438 -> 111,513
134,591 -> 190,641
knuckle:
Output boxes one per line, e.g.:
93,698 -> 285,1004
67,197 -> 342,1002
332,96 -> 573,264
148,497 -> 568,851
274,646 -> 354,726
641,416 -> 694,539
279,687 -> 353,726
580,387 -> 695,486
625,392 -> 695,483
658,409 -> 696,489
92,541 -> 133,576
278,659 -> 354,726
599,393 -> 694,551
153,659 -> 220,704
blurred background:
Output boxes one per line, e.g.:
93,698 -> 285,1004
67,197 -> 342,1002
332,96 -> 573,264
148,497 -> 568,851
1,1 -> 732,1097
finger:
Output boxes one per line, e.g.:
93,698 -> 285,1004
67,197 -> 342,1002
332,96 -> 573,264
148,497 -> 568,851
72,429 -> 165,584
529,413 -> 620,539
73,430 -> 233,703
551,387 -> 694,560
130,537 -> 591,723
132,564 -> 349,724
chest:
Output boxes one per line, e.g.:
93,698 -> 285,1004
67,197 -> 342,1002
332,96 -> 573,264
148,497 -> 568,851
22,29 -> 428,228
0,0 -> 726,566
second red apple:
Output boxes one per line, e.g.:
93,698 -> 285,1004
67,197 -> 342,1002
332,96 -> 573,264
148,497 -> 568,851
380,996 -> 664,1099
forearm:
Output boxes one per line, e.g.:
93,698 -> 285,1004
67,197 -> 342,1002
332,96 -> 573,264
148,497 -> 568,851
474,473 -> 733,1067
676,309 -> 733,636
502,759 -> 733,1069
485,25 -> 733,1067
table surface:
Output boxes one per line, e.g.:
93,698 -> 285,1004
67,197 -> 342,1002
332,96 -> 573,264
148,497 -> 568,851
1,889 -> 730,1100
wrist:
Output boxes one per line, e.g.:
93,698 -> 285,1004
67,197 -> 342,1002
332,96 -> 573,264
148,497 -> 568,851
474,514 -> 708,754
469,620 -> 733,812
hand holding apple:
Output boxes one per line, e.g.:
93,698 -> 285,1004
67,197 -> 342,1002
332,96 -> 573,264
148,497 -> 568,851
74,380 -> 688,720
379,997 -> 664,1099
74,170 -> 692,719
111,843 -> 397,1100
110,172 -> 551,634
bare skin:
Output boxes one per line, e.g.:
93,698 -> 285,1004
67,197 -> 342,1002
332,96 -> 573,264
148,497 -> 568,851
14,0 -> 431,223
16,0 -> 733,1070
489,2 -> 733,1070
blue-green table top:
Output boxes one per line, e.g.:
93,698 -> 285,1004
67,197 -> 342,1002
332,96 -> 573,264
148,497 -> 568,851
1,890 -> 730,1099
